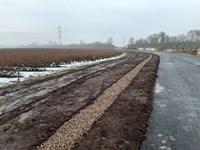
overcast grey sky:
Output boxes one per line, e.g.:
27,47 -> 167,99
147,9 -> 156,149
0,0 -> 200,46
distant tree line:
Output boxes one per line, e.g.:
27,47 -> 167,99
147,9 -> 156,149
67,37 -> 114,49
16,37 -> 115,49
128,30 -> 200,50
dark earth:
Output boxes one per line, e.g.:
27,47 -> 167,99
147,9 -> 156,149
0,51 -> 159,150
74,54 -> 159,150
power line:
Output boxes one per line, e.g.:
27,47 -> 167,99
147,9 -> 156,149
58,25 -> 62,45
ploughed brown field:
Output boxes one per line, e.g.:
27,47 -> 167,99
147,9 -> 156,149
0,48 -> 121,67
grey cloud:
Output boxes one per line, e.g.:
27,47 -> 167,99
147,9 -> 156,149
0,0 -> 200,46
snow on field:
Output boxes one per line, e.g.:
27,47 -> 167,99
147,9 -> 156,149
0,53 -> 125,87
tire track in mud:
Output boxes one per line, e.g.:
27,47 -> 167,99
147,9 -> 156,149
0,55 -> 128,123
39,55 -> 152,150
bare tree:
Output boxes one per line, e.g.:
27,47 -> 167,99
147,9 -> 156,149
129,37 -> 134,45
128,30 -> 200,50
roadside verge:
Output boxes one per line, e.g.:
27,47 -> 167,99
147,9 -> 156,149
39,54 -> 157,150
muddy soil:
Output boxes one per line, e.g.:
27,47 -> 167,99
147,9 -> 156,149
0,55 -> 128,122
0,52 -> 151,150
74,55 -> 159,150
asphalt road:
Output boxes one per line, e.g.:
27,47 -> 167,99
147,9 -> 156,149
142,52 -> 200,150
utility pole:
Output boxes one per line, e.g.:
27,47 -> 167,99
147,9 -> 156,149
58,25 -> 62,45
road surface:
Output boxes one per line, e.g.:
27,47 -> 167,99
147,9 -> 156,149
142,52 -> 200,150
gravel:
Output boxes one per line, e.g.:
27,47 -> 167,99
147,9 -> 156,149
38,55 -> 152,150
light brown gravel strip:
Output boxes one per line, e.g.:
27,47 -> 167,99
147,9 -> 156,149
38,55 -> 152,150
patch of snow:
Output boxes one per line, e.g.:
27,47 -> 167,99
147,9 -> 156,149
0,53 -> 125,87
18,110 -> 33,123
0,78 -> 17,87
159,104 -> 167,108
164,62 -> 174,64
155,83 -> 164,93
169,136 -> 176,141
168,89 -> 172,92
162,140 -> 167,144
0,105 -> 6,115
159,146 -> 171,150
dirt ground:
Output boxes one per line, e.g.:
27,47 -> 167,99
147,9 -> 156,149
74,55 -> 159,150
0,51 -> 159,150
